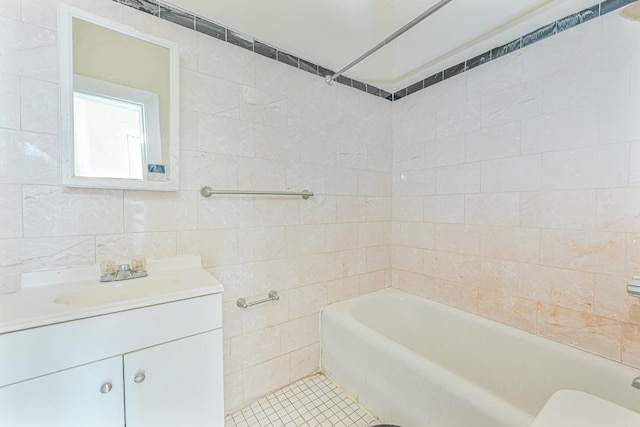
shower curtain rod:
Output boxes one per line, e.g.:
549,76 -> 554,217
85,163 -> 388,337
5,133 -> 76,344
325,0 -> 455,85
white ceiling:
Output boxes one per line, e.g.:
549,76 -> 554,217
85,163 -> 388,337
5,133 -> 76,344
166,0 -> 600,92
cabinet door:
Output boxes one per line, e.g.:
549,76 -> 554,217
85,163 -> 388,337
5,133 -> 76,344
0,356 -> 124,427
124,329 -> 223,427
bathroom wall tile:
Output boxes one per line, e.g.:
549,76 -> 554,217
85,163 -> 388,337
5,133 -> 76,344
479,226 -> 540,264
466,52 -> 522,99
327,276 -> 359,303
336,249 -> 366,279
0,236 -> 96,293
179,109 -> 198,152
237,158 -> 288,191
622,324 -> 640,367
543,64 -> 599,114
242,355 -> 290,403
594,274 -> 640,325
630,142 -> 640,187
598,96 -> 640,145
197,113 -> 254,157
24,186 -> 123,237
177,229 -> 238,268
520,190 -> 596,230
465,121 -> 521,163
286,162 -> 326,195
180,150 -> 237,191
436,98 -> 482,138
300,195 -> 336,225
463,255 -> 519,296
253,258 -> 299,294
357,221 -> 391,248
481,80 -> 543,127
0,0 -> 20,19
434,224 -> 481,255
542,143 -> 629,190
325,167 -> 358,196
465,192 -> 519,226
358,170 -> 389,197
223,301 -> 242,339
209,263 -> 254,304
337,138 -> 367,170
424,134 -> 466,168
298,253 -> 336,287
478,290 -> 537,332
435,163 -> 481,195
197,197 -> 254,230
336,196 -> 367,223
431,277 -> 478,314
596,188 -> 640,232
481,155 -> 541,192
224,371 -> 244,413
392,169 -> 436,197
518,263 -> 594,310
628,234 -> 640,277
289,343 -> 320,381
286,224 -> 326,256
288,282 -> 328,319
240,86 -> 287,128
230,326 -> 281,371
358,270 -> 389,294
241,293 -> 289,333
20,77 -> 58,134
391,269 -> 433,299
366,246 -> 391,272
392,138 -> 427,172
299,132 -> 337,166
423,195 -> 464,224
0,184 -> 22,238
0,129 -> 59,185
540,229 -> 626,276
253,199 -> 300,227
392,222 -> 435,249
0,17 -> 57,82
237,226 -> 287,262
96,232 -> 177,262
280,315 -> 319,353
325,223 -> 358,252
0,72 -> 20,129
181,69 -> 243,115
254,125 -> 299,162
537,303 -> 622,360
366,197 -> 392,222
521,106 -> 598,155
124,191 -> 196,232
392,245 -> 423,273
198,34 -> 255,86
423,250 -> 465,283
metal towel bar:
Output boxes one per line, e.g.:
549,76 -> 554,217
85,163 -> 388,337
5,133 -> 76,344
200,186 -> 313,200
237,291 -> 280,309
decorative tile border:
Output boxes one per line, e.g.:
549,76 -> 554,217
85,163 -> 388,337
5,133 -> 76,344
115,0 -> 635,102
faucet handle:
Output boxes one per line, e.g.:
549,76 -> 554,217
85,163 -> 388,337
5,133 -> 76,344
131,257 -> 147,273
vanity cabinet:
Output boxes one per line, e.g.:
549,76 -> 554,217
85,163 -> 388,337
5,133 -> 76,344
0,294 -> 223,427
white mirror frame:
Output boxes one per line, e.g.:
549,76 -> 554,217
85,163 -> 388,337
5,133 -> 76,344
59,4 -> 180,191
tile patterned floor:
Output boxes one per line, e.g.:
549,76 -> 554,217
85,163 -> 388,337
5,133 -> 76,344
224,374 -> 378,427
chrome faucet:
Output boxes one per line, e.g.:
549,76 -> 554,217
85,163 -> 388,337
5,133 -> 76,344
100,258 -> 148,282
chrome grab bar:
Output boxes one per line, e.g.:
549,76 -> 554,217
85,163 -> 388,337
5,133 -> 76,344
200,186 -> 313,200
237,291 -> 280,309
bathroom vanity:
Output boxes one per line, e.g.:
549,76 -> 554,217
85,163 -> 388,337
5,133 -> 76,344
0,256 -> 224,427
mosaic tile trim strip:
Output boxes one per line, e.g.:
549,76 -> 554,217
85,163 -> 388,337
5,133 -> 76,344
115,0 -> 635,102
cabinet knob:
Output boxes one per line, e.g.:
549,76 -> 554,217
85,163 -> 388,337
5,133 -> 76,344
100,382 -> 113,394
134,371 -> 146,384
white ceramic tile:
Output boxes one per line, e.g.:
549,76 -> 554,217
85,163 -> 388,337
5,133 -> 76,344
325,223 -> 358,252
238,158 -> 288,191
289,343 -> 320,382
630,142 -> 640,187
465,192 -> 519,226
286,224 -> 326,256
435,163 -> 481,195
0,129 -> 59,185
241,294 -> 289,334
0,184 -> 22,238
21,0 -> 58,30
0,0 -> 20,19
520,190 -> 596,230
198,196 -> 255,230
209,263 -> 255,304
596,188 -> 640,232
542,143 -> 629,190
288,282 -> 327,319
325,167 -> 358,196
542,63 -> 599,114
23,186 -> 123,237
242,355 -> 291,403
481,154 -> 541,192
280,315 -> 318,353
177,229 -> 238,268
298,254 -> 336,287
434,223 -> 481,256
423,195 -> 465,224
180,150 -> 237,191
299,132 -> 337,166
467,51 -> 523,99
254,125 -> 300,162
436,97 -> 481,138
253,258 -> 299,293
366,246 -> 391,272
20,77 -> 58,134
286,162 -> 326,195
358,170 -> 390,197
253,199 -> 300,227
197,113 -> 254,156
392,221 -> 435,249
478,225 -> 540,264
237,226 -> 287,262
198,34 -> 256,86
0,72 -> 20,129
465,121 -> 521,162
392,169 -> 436,197
481,80 -> 543,127
365,197 -> 392,222
425,134 -> 466,170
124,191 -> 197,232
300,195 -> 336,225
392,196 -> 423,222
335,249 -> 366,278
96,232 -> 177,262
240,86 -> 287,128
357,222 -> 391,248
181,69 -> 243,114
0,17 -> 57,82
0,236 -> 95,293
521,105 -> 598,154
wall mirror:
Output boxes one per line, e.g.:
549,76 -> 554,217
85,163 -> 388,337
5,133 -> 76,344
59,5 -> 180,191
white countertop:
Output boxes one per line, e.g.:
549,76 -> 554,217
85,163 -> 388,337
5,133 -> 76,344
531,389 -> 640,427
0,256 -> 224,334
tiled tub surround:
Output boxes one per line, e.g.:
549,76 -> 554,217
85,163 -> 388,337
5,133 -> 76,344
2,0 -> 640,417
391,10 -> 640,368
0,0 -> 392,412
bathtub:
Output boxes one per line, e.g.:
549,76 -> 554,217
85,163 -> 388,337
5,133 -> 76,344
320,289 -> 640,427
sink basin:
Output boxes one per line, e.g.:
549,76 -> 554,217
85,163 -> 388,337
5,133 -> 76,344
54,277 -> 181,306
